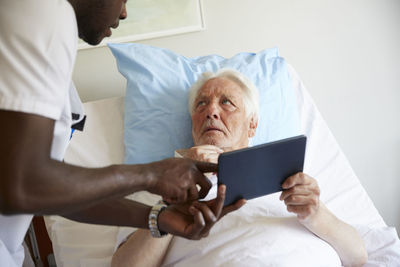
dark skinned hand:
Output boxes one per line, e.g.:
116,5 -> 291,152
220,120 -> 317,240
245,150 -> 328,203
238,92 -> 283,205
157,185 -> 246,239
144,158 -> 217,204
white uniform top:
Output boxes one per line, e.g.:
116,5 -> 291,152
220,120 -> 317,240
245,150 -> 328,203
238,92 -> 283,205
0,0 -> 84,266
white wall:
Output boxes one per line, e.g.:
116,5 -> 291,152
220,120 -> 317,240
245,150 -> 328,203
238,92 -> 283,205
73,0 -> 400,232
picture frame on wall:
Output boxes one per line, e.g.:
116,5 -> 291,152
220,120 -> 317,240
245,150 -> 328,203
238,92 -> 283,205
78,0 -> 205,50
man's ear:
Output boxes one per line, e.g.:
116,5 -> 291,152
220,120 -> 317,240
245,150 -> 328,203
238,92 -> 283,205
248,116 -> 258,138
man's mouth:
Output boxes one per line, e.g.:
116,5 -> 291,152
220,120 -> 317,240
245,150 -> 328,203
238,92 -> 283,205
204,127 -> 223,133
111,22 -> 120,29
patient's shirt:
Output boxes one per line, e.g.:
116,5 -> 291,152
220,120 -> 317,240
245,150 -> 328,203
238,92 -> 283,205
0,0 -> 84,266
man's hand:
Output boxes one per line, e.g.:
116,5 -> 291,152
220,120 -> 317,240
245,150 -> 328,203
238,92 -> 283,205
143,158 -> 217,204
179,145 -> 224,164
279,172 -> 321,223
279,173 -> 368,266
158,185 -> 246,239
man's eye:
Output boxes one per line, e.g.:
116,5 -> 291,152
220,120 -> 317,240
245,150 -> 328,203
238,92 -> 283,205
222,99 -> 232,105
196,101 -> 206,107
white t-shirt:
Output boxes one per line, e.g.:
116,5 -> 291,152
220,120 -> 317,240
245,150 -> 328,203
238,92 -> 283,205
0,0 -> 84,266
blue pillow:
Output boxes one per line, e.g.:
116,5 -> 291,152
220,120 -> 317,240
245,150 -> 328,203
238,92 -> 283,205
108,43 -> 300,164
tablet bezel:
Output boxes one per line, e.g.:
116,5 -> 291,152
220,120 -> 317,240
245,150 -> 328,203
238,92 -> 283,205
217,135 -> 307,206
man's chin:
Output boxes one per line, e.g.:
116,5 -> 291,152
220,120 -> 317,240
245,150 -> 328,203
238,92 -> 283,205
200,137 -> 225,148
83,38 -> 102,46
79,33 -> 104,46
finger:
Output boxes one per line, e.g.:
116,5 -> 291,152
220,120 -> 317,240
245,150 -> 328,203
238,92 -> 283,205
220,146 -> 233,152
196,173 -> 212,199
187,185 -> 199,201
187,206 -> 205,239
194,152 -> 219,164
211,185 -> 226,218
202,230 -> 210,237
187,147 -> 221,163
171,186 -> 184,204
279,185 -> 312,200
282,172 -> 310,189
195,147 -> 223,154
194,160 -> 218,173
283,194 -> 319,207
280,184 -> 320,201
177,190 -> 188,203
195,145 -> 224,153
204,153 -> 219,164
162,186 -> 183,204
209,145 -> 224,153
193,202 -> 217,236
221,198 -> 246,217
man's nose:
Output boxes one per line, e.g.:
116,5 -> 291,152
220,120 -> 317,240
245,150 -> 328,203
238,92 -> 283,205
206,103 -> 220,119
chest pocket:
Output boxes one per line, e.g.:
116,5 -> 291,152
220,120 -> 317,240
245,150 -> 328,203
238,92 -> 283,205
69,83 -> 86,138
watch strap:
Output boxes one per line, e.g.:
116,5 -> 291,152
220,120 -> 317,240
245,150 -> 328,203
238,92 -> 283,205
148,201 -> 168,238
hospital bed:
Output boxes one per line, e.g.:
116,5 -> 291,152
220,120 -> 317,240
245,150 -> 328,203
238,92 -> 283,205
44,65 -> 400,266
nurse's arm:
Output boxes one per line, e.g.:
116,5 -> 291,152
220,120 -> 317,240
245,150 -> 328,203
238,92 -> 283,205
0,110 -> 148,215
0,110 -> 213,215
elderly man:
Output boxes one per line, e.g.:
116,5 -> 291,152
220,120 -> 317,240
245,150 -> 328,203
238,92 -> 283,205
112,69 -> 367,267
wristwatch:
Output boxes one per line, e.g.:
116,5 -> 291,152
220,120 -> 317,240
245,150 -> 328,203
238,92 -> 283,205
148,201 -> 168,238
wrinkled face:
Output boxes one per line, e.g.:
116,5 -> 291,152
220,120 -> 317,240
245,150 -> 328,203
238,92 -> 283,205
191,77 -> 257,151
71,0 -> 127,45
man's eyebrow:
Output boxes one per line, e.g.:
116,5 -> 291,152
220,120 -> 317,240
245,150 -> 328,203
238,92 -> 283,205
221,93 -> 238,100
195,94 -> 208,100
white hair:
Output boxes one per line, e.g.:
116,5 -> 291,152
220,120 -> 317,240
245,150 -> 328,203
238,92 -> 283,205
188,69 -> 259,122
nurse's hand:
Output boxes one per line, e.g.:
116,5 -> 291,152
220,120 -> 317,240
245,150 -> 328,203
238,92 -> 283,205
158,185 -> 246,239
143,158 -> 216,204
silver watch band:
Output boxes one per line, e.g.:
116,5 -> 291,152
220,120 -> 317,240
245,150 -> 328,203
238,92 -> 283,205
148,201 -> 168,238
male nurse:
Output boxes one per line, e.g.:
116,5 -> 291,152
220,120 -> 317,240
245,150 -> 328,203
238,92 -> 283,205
0,1 -> 237,266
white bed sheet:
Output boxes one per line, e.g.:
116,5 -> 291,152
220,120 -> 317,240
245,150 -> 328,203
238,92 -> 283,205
45,66 -> 400,267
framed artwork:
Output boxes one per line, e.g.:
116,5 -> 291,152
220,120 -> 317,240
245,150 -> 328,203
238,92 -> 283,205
78,0 -> 205,50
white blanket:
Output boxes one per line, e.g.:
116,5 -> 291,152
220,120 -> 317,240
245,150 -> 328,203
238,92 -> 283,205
45,66 -> 400,267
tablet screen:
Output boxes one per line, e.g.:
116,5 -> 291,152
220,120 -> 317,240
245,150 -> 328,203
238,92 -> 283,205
218,135 -> 306,206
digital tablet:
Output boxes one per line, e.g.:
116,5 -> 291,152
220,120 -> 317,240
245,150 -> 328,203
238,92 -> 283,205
218,135 -> 307,206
